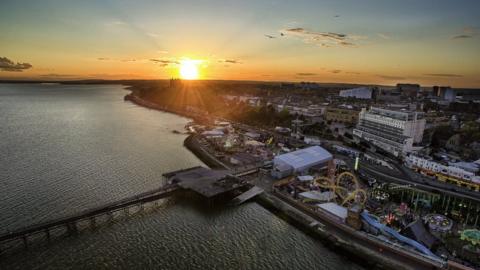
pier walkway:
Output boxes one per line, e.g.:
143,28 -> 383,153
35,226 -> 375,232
0,184 -> 178,249
231,186 -> 264,205
1,166 -> 261,253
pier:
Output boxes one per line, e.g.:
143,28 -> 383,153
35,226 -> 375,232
0,184 -> 178,251
231,186 -> 264,205
164,166 -> 249,198
1,166 -> 258,254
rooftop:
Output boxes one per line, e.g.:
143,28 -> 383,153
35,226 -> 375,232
165,167 -> 246,198
275,146 -> 333,170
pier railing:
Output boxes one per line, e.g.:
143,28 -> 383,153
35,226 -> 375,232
0,184 -> 178,250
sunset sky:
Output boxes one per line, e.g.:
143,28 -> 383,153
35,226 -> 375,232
1,0 -> 479,87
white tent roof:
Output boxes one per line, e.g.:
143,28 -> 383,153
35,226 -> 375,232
245,140 -> 265,147
274,146 -> 332,170
299,191 -> 335,201
297,175 -> 314,181
245,131 -> 261,138
317,202 -> 348,221
202,130 -> 224,136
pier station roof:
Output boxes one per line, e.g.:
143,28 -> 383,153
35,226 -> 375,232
165,167 -> 245,198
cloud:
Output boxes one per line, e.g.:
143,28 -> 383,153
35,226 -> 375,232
377,33 -> 391,40
282,27 -> 364,47
346,71 -> 360,75
147,33 -> 159,38
377,74 -> 406,80
451,27 -> 478,40
105,20 -> 127,27
296,72 -> 317,76
218,59 -> 242,64
330,70 -> 342,74
463,26 -> 479,34
451,34 -> 472,39
150,59 -> 180,67
424,73 -> 463,78
0,57 -> 33,72
39,73 -> 76,78
97,57 -> 137,63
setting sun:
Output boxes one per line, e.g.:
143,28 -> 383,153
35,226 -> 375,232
179,60 -> 200,80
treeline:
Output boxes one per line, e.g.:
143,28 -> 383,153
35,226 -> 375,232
132,82 -> 294,127
431,121 -> 480,160
227,104 -> 293,127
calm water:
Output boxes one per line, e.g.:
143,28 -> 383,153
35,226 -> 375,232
0,83 -> 363,269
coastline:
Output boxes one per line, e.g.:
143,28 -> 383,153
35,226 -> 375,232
183,134 -> 230,170
124,90 -> 210,124
124,90 -> 447,270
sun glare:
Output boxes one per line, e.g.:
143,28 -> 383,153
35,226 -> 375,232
179,60 -> 200,80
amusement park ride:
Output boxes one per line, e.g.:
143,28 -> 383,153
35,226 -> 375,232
316,160 -> 367,207
313,171 -> 367,207
272,158 -> 480,266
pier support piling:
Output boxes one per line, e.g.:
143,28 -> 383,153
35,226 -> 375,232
22,236 -> 28,249
107,211 -> 113,222
67,222 -> 78,234
45,229 -> 50,242
90,217 -> 96,228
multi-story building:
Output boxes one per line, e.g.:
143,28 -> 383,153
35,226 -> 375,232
397,83 -> 420,98
339,87 -> 373,99
272,104 -> 326,123
325,107 -> 360,125
353,107 -> 426,157
405,155 -> 480,191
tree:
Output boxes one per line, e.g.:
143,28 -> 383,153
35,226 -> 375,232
431,125 -> 455,148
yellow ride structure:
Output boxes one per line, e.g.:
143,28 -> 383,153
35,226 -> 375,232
314,172 -> 367,207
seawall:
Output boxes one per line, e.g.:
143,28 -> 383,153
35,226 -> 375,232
256,192 -> 412,270
183,134 -> 230,170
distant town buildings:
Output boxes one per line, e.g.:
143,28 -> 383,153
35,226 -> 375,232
432,86 -> 456,103
170,78 -> 183,88
397,83 -> 420,98
299,82 -> 320,90
223,95 -> 262,107
325,107 -> 360,125
339,87 -> 374,99
270,103 -> 325,123
279,82 -> 320,90
430,86 -> 480,104
377,88 -> 402,102
353,107 -> 426,157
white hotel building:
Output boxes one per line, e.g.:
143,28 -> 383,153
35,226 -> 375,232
353,107 -> 425,157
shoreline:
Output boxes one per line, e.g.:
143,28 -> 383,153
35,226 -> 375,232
183,134 -> 230,170
124,91 -> 448,270
124,91 -> 211,124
